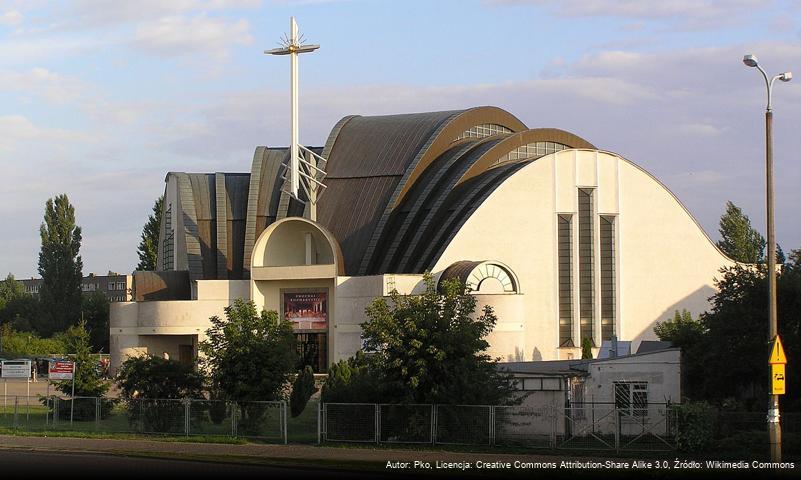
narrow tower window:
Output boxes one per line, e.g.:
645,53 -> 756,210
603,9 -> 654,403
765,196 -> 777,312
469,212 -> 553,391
558,214 -> 573,347
600,215 -> 616,341
578,188 -> 594,345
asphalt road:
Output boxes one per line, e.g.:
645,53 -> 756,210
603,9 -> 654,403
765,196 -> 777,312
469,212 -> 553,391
0,448 -> 405,479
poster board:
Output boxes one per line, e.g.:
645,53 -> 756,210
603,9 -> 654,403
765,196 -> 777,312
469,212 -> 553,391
48,360 -> 75,380
1,360 -> 31,379
282,291 -> 328,330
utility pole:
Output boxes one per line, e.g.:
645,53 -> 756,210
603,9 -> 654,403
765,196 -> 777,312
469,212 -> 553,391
742,53 -> 792,463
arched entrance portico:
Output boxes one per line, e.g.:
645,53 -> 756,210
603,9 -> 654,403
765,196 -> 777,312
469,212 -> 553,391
250,217 -> 344,372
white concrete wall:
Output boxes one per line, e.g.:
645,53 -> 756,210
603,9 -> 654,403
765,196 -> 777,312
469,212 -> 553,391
583,349 -> 681,404
109,280 -> 251,373
432,150 -> 734,361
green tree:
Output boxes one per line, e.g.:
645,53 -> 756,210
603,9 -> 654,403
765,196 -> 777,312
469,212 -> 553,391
687,264 -> 801,410
200,299 -> 297,432
789,247 -> 801,270
38,194 -> 83,335
81,290 -> 110,353
654,309 -> 707,399
52,320 -> 111,420
289,365 -> 318,417
359,274 -> 516,405
0,274 -> 25,310
581,337 -> 593,359
0,274 -> 40,334
654,309 -> 704,344
0,324 -> 66,356
716,201 -> 765,263
320,352 -> 381,403
136,195 -> 163,271
117,355 -> 205,399
56,320 -> 110,397
116,354 -> 206,431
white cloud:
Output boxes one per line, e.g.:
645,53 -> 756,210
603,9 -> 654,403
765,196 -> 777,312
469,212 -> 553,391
0,67 -> 84,103
677,122 -> 728,137
52,0 -> 260,29
0,9 -> 22,26
0,115 -> 39,146
133,14 -> 252,58
487,0 -> 768,21
0,114 -> 89,150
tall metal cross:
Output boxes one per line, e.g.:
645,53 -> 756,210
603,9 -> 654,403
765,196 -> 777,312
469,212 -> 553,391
265,17 -> 327,220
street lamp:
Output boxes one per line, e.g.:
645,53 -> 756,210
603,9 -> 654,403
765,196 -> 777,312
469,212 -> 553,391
742,53 -> 792,463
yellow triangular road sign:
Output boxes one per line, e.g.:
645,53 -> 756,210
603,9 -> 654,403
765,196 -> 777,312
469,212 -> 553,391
769,336 -> 787,365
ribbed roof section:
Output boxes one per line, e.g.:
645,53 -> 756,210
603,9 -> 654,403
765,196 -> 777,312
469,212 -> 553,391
317,110 -> 462,274
158,106 -> 596,280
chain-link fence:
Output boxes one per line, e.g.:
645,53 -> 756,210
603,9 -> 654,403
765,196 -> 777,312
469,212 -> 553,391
321,401 -> 679,451
0,395 -> 287,442
322,403 -> 376,442
3,394 -> 798,454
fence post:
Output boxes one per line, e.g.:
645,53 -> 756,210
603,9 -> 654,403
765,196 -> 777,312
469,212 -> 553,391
317,402 -> 322,445
374,404 -> 380,444
430,404 -> 435,445
13,396 -> 18,429
95,397 -> 100,431
489,406 -> 495,447
614,407 -> 620,452
231,402 -> 237,438
550,404 -> 556,449
282,401 -> 288,445
184,398 -> 190,436
433,404 -> 438,445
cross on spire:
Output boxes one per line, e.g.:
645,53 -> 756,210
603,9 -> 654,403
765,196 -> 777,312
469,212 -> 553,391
265,17 -> 327,219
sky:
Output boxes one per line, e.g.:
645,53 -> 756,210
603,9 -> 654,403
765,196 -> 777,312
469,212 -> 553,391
1,0 -> 800,278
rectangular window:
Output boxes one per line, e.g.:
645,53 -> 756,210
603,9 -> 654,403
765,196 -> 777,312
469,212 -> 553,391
117,282 -> 126,291
108,282 -> 115,291
578,188 -> 594,345
558,214 -> 574,347
600,216 -> 616,341
615,381 -> 648,417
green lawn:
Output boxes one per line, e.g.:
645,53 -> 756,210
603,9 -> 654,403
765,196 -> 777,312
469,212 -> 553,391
0,399 -> 321,442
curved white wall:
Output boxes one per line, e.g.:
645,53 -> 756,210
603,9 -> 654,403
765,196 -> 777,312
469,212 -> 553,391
433,149 -> 734,361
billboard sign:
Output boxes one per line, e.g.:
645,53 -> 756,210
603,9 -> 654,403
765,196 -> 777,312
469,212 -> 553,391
1,360 -> 31,379
48,360 -> 75,380
283,291 -> 328,330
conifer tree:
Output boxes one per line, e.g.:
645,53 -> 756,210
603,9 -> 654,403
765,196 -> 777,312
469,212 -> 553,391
38,194 -> 82,335
136,195 -> 164,271
717,201 -> 766,263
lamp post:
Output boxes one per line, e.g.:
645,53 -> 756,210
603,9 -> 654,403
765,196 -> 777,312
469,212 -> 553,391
742,53 -> 792,463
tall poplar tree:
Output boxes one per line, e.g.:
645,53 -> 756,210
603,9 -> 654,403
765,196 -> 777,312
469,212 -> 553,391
717,201 -> 766,263
38,194 -> 83,335
136,195 -> 163,271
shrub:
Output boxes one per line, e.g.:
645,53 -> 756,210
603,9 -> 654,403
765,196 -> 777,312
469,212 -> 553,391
321,352 -> 381,404
675,401 -> 715,452
290,366 -> 318,417
116,354 -> 205,432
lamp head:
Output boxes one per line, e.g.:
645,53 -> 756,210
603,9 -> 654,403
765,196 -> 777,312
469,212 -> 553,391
743,54 -> 759,67
779,72 -> 792,82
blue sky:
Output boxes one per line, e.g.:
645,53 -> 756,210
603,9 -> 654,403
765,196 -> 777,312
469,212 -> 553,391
1,0 -> 800,278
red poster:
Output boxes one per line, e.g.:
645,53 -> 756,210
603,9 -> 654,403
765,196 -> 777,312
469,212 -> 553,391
48,361 -> 75,380
283,292 -> 327,330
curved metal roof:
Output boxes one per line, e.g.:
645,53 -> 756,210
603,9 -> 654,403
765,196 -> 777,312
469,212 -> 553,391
159,106 -> 597,279
316,107 -> 534,275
